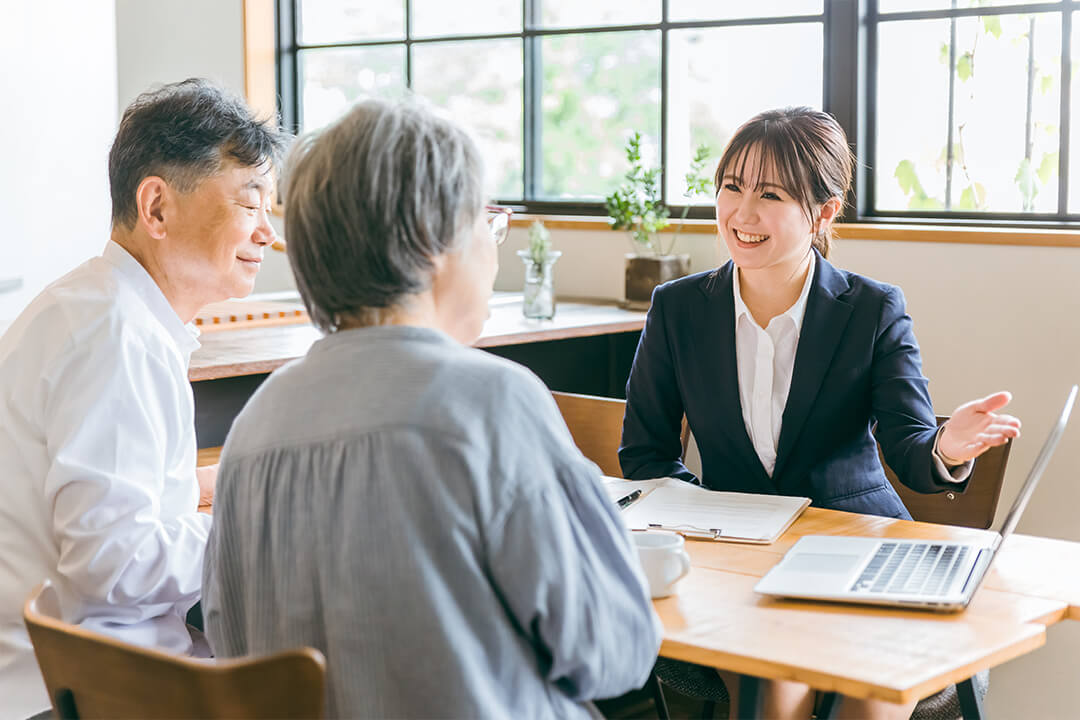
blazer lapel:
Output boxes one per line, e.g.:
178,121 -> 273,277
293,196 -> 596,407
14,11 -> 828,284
698,264 -> 774,489
772,254 -> 853,481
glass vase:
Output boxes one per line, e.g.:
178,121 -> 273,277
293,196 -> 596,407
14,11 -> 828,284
517,250 -> 562,319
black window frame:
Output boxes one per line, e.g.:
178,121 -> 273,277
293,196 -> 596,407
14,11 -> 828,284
276,0 -> 1080,228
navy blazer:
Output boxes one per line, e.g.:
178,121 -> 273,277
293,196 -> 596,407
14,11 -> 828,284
619,253 -> 967,519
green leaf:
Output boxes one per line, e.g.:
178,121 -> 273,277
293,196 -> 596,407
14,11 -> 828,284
894,159 -> 922,196
957,186 -> 977,210
1037,151 -> 1059,184
955,184 -> 987,210
957,52 -> 974,82
1014,157 -> 1039,207
1040,73 -> 1054,96
907,194 -> 944,211
982,16 -> 1002,39
939,42 -> 950,66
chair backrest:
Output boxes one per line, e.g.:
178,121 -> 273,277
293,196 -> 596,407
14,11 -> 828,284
552,391 -> 689,477
879,416 -> 1012,530
23,582 -> 326,720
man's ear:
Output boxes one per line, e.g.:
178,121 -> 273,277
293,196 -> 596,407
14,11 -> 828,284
135,176 -> 169,240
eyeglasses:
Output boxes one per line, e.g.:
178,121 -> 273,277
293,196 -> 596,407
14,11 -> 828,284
486,205 -> 513,246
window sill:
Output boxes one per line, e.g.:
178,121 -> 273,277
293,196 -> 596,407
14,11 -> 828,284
510,215 -> 1080,247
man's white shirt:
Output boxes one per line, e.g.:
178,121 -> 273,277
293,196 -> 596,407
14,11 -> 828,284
0,241 -> 211,719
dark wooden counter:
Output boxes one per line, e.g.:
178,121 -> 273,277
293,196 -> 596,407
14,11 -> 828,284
189,295 -> 646,382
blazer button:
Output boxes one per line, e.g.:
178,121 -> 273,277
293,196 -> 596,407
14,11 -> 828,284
947,492 -> 956,501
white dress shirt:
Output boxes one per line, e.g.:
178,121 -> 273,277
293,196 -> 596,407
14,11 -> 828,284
733,254 -> 816,477
733,254 -> 969,482
0,241 -> 212,719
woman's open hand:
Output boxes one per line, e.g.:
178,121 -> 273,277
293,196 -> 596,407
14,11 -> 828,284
938,391 -> 1022,464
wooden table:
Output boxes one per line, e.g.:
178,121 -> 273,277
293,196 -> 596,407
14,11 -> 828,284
189,293 -> 646,381
653,506 -> 1080,718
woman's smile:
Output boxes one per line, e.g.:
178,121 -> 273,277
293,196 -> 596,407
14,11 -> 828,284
733,228 -> 769,246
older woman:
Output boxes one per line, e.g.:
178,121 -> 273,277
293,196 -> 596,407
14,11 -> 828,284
201,98 -> 661,718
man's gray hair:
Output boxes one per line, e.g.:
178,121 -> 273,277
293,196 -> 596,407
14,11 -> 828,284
284,97 -> 484,332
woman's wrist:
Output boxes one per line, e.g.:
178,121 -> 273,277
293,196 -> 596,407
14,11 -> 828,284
934,425 -> 968,467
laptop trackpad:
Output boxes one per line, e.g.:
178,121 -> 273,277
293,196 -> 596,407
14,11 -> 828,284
786,552 -> 862,574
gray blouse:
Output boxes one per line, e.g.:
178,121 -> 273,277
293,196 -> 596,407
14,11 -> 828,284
202,325 -> 662,719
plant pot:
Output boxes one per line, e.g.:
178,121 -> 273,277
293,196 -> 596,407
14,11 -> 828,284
517,249 -> 562,319
624,254 -> 690,309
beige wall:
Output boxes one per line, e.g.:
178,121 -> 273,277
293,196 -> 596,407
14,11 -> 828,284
115,0 -> 246,112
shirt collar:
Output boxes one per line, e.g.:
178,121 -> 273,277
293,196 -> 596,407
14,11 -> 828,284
102,241 -> 202,356
733,251 -> 817,336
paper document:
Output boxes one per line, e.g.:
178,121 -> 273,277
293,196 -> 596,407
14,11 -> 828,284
619,480 -> 810,544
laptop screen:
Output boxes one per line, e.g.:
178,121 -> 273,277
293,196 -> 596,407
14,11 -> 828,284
996,385 -> 1077,543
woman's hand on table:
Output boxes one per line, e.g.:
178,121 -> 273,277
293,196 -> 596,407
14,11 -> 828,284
939,391 -> 1022,464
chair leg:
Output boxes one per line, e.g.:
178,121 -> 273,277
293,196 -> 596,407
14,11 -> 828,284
815,691 -> 839,720
956,677 -> 985,720
646,670 -> 670,720
54,688 -> 80,720
735,675 -> 762,720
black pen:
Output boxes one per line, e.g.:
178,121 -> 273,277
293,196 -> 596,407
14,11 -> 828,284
616,489 -> 642,509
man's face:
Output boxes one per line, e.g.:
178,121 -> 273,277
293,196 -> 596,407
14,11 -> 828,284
163,160 -> 276,308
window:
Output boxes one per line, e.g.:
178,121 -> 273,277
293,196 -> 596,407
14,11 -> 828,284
276,1 -> 1080,226
869,1 -> 1076,222
277,0 -> 824,216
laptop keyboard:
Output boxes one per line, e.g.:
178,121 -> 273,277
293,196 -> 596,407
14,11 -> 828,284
849,542 -> 970,596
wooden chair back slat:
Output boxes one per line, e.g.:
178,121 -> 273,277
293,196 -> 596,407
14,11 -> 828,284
879,416 -> 1011,529
552,391 -> 689,477
23,582 -> 326,720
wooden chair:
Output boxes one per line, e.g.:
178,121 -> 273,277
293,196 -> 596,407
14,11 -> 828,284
23,581 -> 326,719
551,391 -> 689,477
880,416 -> 1012,530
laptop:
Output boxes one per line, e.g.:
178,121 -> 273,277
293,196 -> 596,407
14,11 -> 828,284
754,385 -> 1077,612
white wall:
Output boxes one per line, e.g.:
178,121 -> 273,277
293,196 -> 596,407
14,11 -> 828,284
0,1 -> 118,326
106,3 -> 1080,716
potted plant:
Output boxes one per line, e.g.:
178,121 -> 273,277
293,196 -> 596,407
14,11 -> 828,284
516,220 -> 561,319
604,133 -> 711,308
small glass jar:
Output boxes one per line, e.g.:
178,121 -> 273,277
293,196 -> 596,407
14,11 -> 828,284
517,249 -> 562,319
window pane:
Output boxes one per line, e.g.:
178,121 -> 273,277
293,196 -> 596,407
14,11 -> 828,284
411,0 -> 520,38
298,0 -> 403,44
876,14 -> 1061,214
879,1 -> 1047,13
413,40 -> 524,199
666,23 -> 823,204
538,0 -> 659,29
669,0 -> 822,22
540,31 -> 660,199
299,47 -> 407,132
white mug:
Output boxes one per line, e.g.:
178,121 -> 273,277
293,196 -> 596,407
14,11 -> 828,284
632,531 -> 692,598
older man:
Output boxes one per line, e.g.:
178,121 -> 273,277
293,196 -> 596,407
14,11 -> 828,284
0,79 -> 287,719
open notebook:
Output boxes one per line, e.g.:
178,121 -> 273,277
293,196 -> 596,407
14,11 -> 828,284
604,477 -> 810,544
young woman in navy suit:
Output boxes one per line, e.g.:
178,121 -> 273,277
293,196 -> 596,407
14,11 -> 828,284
619,107 -> 1021,720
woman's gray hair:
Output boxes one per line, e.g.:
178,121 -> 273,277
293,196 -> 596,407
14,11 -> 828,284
284,97 -> 484,332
